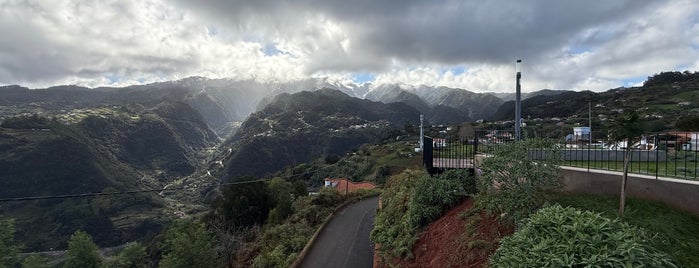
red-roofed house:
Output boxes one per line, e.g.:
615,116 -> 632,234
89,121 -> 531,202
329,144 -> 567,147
324,178 -> 376,195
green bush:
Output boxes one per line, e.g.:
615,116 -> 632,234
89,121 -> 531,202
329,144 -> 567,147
63,231 -> 103,268
371,169 -> 471,260
250,186 -> 349,267
311,187 -> 343,207
407,172 -> 465,227
0,115 -> 53,129
371,170 -> 424,259
251,223 -> 314,268
21,254 -> 49,268
490,205 -> 677,268
438,169 -> 477,195
208,180 -> 273,229
266,179 -> 294,225
159,221 -> 217,268
1,217 -> 19,268
477,139 -> 561,224
106,243 -> 148,268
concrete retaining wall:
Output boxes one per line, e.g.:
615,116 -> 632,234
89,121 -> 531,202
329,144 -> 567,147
561,166 -> 699,216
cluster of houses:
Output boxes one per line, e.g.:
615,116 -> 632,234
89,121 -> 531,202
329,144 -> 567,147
565,126 -> 699,152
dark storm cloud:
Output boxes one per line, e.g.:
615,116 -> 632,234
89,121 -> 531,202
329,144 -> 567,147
171,0 -> 660,70
1,0 -> 695,91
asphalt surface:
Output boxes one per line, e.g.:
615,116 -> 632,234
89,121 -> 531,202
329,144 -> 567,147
300,196 -> 379,268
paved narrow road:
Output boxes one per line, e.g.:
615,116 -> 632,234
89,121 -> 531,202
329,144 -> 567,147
300,196 -> 379,268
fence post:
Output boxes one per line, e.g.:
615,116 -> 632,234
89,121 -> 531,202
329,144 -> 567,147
655,135 -> 659,179
474,132 -> 479,156
423,136 -> 433,173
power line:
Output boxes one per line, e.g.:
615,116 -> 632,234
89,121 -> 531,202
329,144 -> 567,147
0,187 -> 184,202
0,161 -> 340,202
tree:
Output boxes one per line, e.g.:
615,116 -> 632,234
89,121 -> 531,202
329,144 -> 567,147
0,217 -> 19,268
159,221 -> 217,268
477,139 -> 562,223
676,116 -> 699,131
63,231 -> 103,268
209,179 -> 273,229
206,215 -> 240,268
266,178 -> 294,225
106,243 -> 148,268
290,180 -> 308,198
608,111 -> 643,219
21,254 -> 49,268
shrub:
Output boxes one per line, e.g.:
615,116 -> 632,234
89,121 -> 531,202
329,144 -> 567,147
370,170 -> 425,259
159,221 -> 217,268
0,115 -> 52,129
438,169 -> 477,195
106,243 -> 148,268
477,139 -> 561,224
1,217 -> 18,268
21,254 -> 49,268
249,186 -> 350,267
490,205 -> 677,268
371,169 -> 471,260
313,186 -> 344,206
407,172 -> 466,227
251,223 -> 314,268
63,231 -> 103,268
208,180 -> 273,229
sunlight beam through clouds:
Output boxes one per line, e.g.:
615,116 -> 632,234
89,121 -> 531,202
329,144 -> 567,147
0,0 -> 698,92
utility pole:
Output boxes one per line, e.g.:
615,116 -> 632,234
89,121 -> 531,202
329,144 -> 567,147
515,60 -> 522,141
589,102 -> 592,146
419,114 -> 424,151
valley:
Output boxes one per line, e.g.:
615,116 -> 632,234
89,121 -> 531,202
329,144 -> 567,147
0,71 -> 698,266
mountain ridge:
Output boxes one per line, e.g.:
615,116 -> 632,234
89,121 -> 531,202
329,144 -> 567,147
221,89 -> 420,180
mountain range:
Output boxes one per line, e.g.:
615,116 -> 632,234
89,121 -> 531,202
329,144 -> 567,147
3,70 -> 697,250
0,100 -> 218,250
220,89 -> 420,180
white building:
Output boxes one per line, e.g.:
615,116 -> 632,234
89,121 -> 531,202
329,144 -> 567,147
573,127 -> 591,141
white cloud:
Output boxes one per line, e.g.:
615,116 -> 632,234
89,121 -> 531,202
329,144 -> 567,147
0,0 -> 698,93
0,0 -> 305,87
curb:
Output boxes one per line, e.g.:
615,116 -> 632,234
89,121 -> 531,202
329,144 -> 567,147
373,198 -> 383,268
290,192 -> 381,268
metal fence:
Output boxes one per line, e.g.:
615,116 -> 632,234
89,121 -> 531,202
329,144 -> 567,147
471,129 -> 699,180
421,130 -> 699,180
422,136 -> 476,173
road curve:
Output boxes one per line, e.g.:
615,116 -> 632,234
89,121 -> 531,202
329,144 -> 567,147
299,196 -> 379,268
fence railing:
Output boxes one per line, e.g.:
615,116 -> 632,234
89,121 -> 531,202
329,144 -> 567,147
422,136 -> 476,172
422,130 -> 699,180
472,130 -> 699,181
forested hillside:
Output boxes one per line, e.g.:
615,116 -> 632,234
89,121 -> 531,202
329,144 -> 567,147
221,89 -> 420,180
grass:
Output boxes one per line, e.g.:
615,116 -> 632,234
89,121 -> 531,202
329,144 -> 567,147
558,150 -> 699,180
371,142 -> 423,174
564,155 -> 699,180
673,90 -> 699,101
550,193 -> 699,267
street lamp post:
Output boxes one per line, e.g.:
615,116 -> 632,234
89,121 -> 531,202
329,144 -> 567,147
515,60 -> 522,141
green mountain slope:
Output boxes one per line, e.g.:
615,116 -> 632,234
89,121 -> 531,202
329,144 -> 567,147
221,89 -> 420,180
0,100 -> 219,250
490,71 -> 699,132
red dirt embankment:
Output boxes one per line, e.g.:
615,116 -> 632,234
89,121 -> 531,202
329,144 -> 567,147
380,198 -> 513,268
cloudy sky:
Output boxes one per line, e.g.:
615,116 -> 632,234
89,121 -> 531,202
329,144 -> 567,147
1,0 -> 698,92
